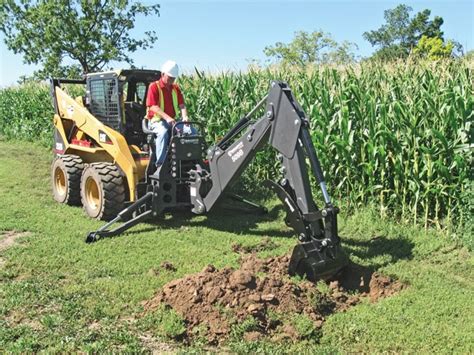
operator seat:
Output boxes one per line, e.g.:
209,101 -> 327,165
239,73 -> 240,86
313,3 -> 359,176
124,101 -> 146,145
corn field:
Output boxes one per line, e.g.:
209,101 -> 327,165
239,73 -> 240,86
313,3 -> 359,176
0,60 -> 472,229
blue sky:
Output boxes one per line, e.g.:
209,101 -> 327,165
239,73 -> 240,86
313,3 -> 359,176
0,0 -> 473,86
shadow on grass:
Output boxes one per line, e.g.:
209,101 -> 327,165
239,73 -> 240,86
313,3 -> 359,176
323,236 -> 414,293
124,202 -> 295,240
341,235 -> 415,271
103,193 -> 415,272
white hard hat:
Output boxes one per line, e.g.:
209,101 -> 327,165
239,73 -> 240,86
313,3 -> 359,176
161,60 -> 179,78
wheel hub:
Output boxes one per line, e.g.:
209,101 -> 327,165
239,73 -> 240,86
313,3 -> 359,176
85,176 -> 100,211
54,167 -> 66,196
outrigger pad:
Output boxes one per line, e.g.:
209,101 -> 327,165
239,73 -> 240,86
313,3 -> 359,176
85,232 -> 100,243
288,240 -> 349,282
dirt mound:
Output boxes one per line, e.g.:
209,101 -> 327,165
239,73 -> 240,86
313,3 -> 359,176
143,254 -> 404,344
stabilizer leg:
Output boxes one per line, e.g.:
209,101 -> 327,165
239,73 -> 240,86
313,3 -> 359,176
86,192 -> 154,243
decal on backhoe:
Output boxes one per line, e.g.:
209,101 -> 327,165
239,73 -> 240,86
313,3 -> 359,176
227,142 -> 244,163
285,197 -> 295,212
98,130 -> 112,144
180,138 -> 199,145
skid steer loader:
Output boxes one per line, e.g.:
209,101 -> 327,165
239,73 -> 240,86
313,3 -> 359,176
50,69 -> 348,281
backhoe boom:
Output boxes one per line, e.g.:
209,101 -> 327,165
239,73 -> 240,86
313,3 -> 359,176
189,81 -> 348,280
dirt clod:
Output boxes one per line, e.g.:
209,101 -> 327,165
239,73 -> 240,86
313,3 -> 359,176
202,264 -> 216,273
160,261 -> 177,272
143,254 -> 405,344
229,270 -> 255,289
369,273 -> 404,302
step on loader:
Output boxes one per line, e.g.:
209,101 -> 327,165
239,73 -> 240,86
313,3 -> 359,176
50,70 -> 348,282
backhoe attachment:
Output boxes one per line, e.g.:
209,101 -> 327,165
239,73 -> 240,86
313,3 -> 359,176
189,81 -> 349,281
85,80 -> 348,282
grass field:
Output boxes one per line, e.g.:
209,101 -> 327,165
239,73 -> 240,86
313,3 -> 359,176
0,139 -> 473,352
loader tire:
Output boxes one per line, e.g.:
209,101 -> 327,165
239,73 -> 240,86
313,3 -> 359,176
52,155 -> 84,205
80,163 -> 125,221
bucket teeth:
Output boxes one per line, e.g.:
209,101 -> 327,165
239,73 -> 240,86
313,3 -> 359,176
288,240 -> 348,282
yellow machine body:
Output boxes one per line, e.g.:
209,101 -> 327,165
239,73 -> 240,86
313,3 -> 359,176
53,87 -> 147,201
51,69 -> 161,204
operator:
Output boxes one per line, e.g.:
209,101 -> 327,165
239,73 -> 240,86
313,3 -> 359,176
146,60 -> 196,168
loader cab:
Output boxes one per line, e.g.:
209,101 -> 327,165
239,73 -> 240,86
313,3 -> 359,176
85,69 -> 161,147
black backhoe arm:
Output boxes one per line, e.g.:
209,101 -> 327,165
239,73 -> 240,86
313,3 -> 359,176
189,81 -> 348,281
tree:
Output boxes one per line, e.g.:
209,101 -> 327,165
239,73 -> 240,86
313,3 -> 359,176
263,30 -> 358,66
324,40 -> 359,64
413,35 -> 454,59
363,4 -> 446,60
0,0 -> 160,78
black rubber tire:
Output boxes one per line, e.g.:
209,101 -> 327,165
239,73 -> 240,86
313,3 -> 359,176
80,163 -> 126,221
51,155 -> 84,205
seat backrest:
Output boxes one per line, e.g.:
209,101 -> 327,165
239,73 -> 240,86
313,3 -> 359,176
123,102 -> 147,145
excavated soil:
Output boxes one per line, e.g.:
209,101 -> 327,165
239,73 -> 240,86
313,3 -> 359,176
143,248 -> 404,344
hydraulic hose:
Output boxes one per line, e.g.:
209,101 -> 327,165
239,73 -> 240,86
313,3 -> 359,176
217,94 -> 268,150
300,126 -> 331,204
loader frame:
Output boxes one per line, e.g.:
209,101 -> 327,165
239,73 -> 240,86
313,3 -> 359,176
50,70 -> 161,202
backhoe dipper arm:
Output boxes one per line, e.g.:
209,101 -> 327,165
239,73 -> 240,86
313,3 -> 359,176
189,81 -> 347,281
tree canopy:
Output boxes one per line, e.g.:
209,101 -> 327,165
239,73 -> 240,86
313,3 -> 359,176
263,30 -> 358,66
363,4 -> 451,60
413,35 -> 454,60
0,0 -> 160,78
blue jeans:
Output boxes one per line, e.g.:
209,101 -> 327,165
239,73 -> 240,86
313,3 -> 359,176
150,120 -> 198,165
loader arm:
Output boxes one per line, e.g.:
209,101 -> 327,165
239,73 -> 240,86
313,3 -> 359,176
189,81 -> 348,280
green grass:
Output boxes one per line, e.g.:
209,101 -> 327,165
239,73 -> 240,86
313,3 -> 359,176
0,139 -> 473,352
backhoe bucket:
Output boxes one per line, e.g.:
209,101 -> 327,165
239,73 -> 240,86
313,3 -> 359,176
288,240 -> 348,282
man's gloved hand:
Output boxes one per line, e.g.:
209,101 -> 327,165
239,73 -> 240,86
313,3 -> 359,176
182,123 -> 193,135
